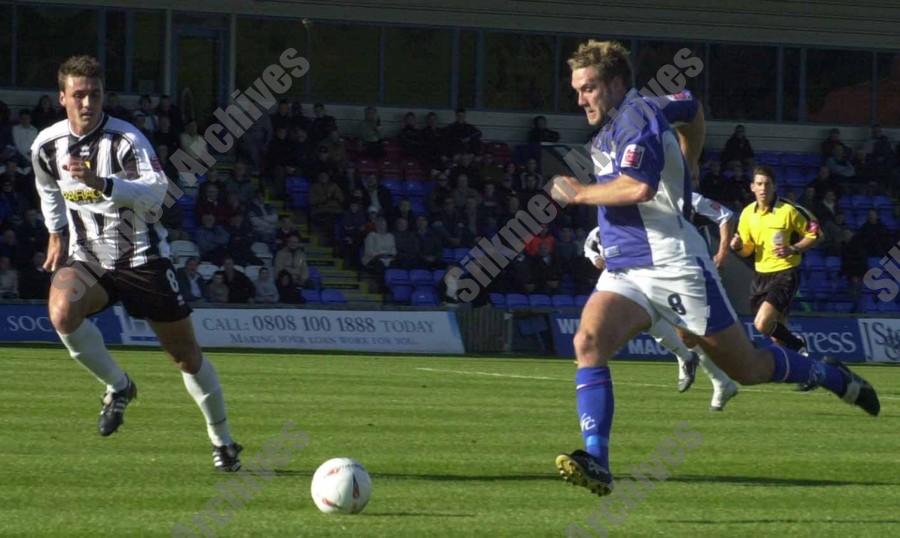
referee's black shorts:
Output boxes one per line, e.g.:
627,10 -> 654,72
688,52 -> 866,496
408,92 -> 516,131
66,258 -> 192,322
750,267 -> 801,315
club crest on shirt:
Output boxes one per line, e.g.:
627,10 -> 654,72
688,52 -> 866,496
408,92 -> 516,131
807,220 -> 820,234
621,144 -> 644,168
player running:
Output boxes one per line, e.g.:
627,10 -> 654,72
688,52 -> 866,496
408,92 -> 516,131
731,166 -> 816,358
585,222 -> 737,410
550,41 -> 879,497
33,55 -> 242,471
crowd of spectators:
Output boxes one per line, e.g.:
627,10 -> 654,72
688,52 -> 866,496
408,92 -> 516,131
3,92 -> 900,308
698,124 -> 900,305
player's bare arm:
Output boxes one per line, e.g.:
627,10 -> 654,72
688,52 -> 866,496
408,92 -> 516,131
551,174 -> 655,206
714,218 -> 734,268
674,104 -> 705,180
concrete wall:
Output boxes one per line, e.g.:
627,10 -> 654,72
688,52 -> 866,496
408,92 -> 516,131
37,0 -> 900,49
5,0 -> 899,153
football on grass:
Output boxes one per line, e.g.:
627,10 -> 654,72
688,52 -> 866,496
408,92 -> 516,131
310,458 -> 372,514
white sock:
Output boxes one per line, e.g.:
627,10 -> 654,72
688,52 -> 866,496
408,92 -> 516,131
182,356 -> 233,447
59,321 -> 128,392
648,319 -> 693,365
696,347 -> 733,388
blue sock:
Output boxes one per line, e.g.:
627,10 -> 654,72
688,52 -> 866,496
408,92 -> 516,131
767,344 -> 847,396
575,367 -> 614,469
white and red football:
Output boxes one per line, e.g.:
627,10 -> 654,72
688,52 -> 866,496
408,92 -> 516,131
310,457 -> 372,514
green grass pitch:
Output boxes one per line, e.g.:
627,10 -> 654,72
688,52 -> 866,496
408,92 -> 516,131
1,345 -> 899,537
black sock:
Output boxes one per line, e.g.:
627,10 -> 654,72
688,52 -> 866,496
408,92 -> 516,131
771,323 -> 804,351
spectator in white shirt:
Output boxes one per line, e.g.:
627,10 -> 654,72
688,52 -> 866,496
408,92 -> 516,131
362,217 -> 396,274
12,110 -> 38,160
0,256 -> 18,299
254,267 -> 279,304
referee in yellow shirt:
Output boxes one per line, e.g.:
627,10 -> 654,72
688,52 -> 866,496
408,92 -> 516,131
730,166 -> 821,353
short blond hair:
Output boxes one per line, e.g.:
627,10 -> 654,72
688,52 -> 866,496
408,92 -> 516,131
567,40 -> 632,86
58,55 -> 104,92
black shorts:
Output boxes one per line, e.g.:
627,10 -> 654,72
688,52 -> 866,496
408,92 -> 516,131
750,268 -> 801,315
68,258 -> 192,322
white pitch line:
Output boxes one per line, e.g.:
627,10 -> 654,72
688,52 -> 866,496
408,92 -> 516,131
415,367 -> 564,381
415,367 -> 900,401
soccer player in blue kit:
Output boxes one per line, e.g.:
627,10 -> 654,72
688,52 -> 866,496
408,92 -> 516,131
550,40 -> 879,496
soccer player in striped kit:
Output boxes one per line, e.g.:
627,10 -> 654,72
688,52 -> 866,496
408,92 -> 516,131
32,55 -> 242,471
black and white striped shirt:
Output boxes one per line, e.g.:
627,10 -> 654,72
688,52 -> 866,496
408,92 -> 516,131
32,114 -> 170,269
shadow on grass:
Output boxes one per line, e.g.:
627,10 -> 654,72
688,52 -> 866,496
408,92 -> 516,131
272,469 -> 555,482
364,512 -> 475,518
661,518 -> 900,525
632,474 -> 900,488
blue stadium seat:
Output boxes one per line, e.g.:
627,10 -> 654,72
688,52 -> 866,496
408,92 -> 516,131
381,178 -> 403,198
757,152 -> 781,166
290,192 -> 309,209
800,153 -> 822,167
574,294 -> 590,307
391,285 -> 413,304
804,250 -> 825,270
307,267 -> 321,289
410,269 -> 433,287
453,248 -> 470,262
780,153 -> 804,166
321,289 -> 346,304
784,166 -> 807,187
432,269 -> 447,285
883,214 -> 898,231
552,295 -> 575,308
301,289 -> 321,304
873,195 -> 892,209
442,248 -> 455,264
385,268 -> 410,287
859,294 -> 878,313
505,293 -> 528,309
851,194 -> 871,209
410,198 -> 427,215
827,301 -> 855,314
876,300 -> 899,313
410,287 -> 439,306
868,256 -> 882,268
404,181 -> 428,199
489,293 -> 506,307
806,271 -> 830,292
285,176 -> 309,192
528,294 -> 552,307
824,256 -> 841,271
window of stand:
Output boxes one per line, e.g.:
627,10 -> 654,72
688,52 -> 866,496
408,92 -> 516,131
383,27 -> 452,107
876,53 -> 900,127
708,44 -> 777,121
131,11 -> 165,95
309,23 -> 379,104
806,49 -> 872,125
484,32 -> 555,111
236,16 -> 308,99
16,6 -> 99,88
